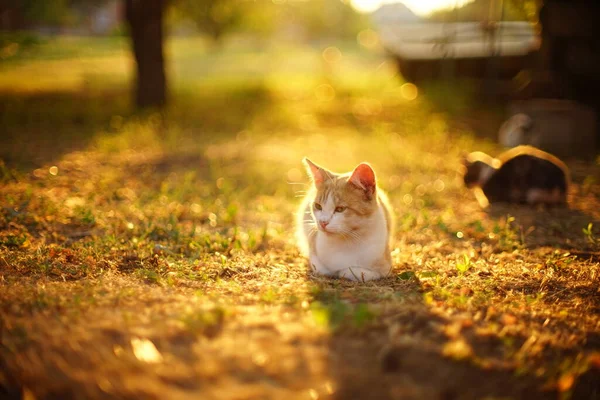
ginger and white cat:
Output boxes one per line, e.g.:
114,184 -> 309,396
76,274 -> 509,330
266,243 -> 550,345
296,158 -> 394,282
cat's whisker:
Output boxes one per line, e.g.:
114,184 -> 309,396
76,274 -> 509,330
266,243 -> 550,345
343,229 -> 363,244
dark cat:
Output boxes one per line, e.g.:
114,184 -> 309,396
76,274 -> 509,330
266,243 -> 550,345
463,145 -> 570,207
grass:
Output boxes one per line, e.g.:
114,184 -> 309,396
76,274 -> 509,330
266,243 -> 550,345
1,35 -> 600,400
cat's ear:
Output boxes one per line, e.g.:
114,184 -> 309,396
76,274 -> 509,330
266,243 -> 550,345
460,152 -> 470,166
348,163 -> 376,198
303,158 -> 327,186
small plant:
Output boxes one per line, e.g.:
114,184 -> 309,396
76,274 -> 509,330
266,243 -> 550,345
138,268 -> 162,285
456,254 -> 472,275
397,270 -> 415,281
352,303 -> 375,329
181,307 -> 225,338
495,215 -> 523,251
582,223 -> 596,244
75,206 -> 96,226
310,300 -> 349,331
0,233 -> 28,248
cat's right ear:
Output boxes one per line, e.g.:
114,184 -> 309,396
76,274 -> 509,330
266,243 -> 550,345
303,158 -> 326,186
460,152 -> 471,166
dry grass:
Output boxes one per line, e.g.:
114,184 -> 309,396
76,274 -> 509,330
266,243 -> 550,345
1,36 -> 600,400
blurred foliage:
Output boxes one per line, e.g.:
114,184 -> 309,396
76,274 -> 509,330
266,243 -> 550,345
3,0 -> 110,27
284,0 -> 370,41
16,0 -> 72,26
0,32 -> 44,61
170,0 -> 246,43
168,0 -> 370,43
5,0 -> 370,45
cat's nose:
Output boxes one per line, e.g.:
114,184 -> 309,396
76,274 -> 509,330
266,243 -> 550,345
319,220 -> 329,229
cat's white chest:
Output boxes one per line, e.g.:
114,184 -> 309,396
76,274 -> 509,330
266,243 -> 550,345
315,207 -> 387,273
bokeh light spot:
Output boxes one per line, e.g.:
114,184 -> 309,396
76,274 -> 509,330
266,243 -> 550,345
388,175 -> 402,190
191,203 -> 202,214
49,166 -> 58,176
315,84 -> 336,102
403,194 -> 413,205
352,98 -> 382,118
322,46 -> 342,64
400,83 -> 418,101
376,61 -> 397,79
209,213 -> 218,227
357,29 -> 379,49
456,231 -> 464,239
434,179 -> 445,192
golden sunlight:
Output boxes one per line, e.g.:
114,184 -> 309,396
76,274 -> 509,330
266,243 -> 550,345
400,82 -> 418,101
351,0 -> 475,16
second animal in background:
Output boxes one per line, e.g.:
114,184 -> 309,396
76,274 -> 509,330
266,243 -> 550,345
462,145 -> 570,208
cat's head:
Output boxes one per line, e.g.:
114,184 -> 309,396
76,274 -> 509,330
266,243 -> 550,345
462,152 -> 499,188
303,158 -> 379,235
462,159 -> 485,188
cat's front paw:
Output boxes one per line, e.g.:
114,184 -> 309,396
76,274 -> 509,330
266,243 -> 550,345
338,267 -> 382,282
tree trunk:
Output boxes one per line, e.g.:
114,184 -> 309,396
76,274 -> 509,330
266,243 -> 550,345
125,0 -> 167,109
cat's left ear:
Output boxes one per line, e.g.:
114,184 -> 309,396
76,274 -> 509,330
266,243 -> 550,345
348,163 -> 376,199
303,158 -> 327,186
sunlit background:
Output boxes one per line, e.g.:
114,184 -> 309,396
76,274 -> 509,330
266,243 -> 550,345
350,0 -> 474,15
2,1 -> 600,399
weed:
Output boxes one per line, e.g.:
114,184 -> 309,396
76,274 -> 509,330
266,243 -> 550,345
496,215 -> 523,251
397,270 -> 416,281
582,223 -> 596,244
181,307 -> 226,338
138,268 -> 162,285
456,254 -> 472,275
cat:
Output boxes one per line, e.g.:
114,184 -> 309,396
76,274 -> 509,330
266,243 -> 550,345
296,158 -> 394,282
462,145 -> 570,207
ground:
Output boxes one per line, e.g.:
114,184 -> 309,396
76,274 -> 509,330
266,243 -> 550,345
1,36 -> 600,400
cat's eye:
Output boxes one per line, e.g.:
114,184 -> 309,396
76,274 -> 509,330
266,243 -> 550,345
334,206 -> 346,213
314,203 -> 322,210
